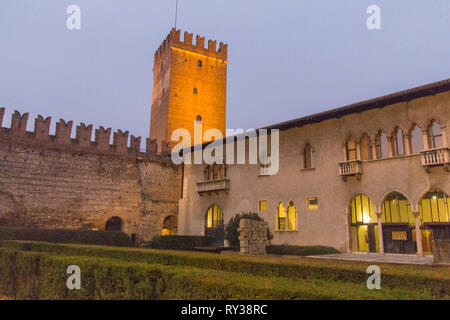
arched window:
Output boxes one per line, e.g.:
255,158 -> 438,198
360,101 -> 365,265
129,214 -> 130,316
206,204 -> 224,229
409,124 -> 424,154
346,136 -> 357,161
375,131 -> 389,159
360,133 -> 371,161
196,115 -> 202,123
428,121 -> 443,149
198,60 -> 203,67
381,192 -> 414,225
277,202 -> 286,230
419,190 -> 449,223
394,128 -> 405,156
303,143 -> 313,168
193,88 -> 198,94
287,201 -> 296,231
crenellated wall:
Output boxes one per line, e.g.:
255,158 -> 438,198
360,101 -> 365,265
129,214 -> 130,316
0,108 -> 181,243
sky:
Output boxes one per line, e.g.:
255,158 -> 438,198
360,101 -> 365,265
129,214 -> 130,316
1,0 -> 449,143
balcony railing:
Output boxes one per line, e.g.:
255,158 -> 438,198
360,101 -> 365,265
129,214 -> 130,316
197,179 -> 230,194
421,148 -> 449,171
339,160 -> 362,181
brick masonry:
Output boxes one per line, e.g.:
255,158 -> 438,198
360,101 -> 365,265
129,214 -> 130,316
238,219 -> 269,255
0,108 -> 181,243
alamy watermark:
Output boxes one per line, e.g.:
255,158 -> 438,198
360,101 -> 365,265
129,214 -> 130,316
366,265 -> 381,290
171,122 -> 280,176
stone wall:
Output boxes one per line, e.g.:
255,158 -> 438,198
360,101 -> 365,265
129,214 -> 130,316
433,240 -> 450,265
238,219 -> 268,255
0,109 -> 181,243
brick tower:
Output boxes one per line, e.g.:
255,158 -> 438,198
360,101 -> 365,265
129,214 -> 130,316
150,28 -> 228,148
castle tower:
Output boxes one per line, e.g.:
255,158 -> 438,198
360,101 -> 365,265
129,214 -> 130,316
150,28 -> 228,148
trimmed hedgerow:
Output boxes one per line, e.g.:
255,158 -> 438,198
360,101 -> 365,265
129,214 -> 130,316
4,241 -> 449,298
266,245 -> 340,256
145,235 -> 211,250
0,248 -> 435,300
0,227 -> 132,247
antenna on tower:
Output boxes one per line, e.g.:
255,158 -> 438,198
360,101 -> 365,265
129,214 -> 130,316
174,0 -> 179,29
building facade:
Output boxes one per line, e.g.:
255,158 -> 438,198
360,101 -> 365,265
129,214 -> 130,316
178,80 -> 450,255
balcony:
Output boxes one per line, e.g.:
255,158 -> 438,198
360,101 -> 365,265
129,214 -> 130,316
197,179 -> 230,195
421,148 -> 450,172
339,160 -> 362,181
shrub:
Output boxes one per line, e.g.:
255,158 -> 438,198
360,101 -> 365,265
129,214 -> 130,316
0,227 -> 131,247
145,235 -> 210,251
0,247 -> 435,300
6,241 -> 449,298
266,245 -> 340,256
225,213 -> 273,248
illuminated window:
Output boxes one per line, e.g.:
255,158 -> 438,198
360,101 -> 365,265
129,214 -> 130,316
259,200 -> 267,212
346,136 -> 357,161
277,202 -> 296,231
287,202 -> 296,230
206,204 -> 224,229
349,194 -> 377,225
193,88 -> 198,94
360,133 -> 371,161
419,190 -> 449,223
198,60 -> 203,67
277,202 -> 286,231
381,192 -> 414,225
307,197 -> 319,210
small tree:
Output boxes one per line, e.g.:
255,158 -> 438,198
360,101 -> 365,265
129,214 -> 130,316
225,212 -> 273,248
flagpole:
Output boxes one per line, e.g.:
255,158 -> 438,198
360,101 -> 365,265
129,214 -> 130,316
175,0 -> 179,29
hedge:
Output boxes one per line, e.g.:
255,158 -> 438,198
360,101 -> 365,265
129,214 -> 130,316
145,235 -> 211,250
5,241 -> 449,298
0,227 -> 132,247
266,245 -> 340,256
0,248 -> 434,300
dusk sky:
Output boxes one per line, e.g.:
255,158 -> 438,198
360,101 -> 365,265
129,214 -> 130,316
1,0 -> 449,142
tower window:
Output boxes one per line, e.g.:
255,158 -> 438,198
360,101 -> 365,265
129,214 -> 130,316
198,60 -> 203,67
193,88 -> 198,94
196,115 -> 202,123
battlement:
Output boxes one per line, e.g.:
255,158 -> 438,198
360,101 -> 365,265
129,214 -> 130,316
154,28 -> 228,65
0,108 -> 172,159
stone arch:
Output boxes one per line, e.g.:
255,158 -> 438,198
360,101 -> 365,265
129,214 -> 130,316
161,215 -> 177,235
105,216 -> 123,231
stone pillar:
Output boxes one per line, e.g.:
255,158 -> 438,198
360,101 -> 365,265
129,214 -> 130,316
238,219 -> 269,256
413,211 -> 424,257
422,129 -> 430,150
371,141 -> 377,160
387,135 -> 395,157
376,211 -> 384,254
404,133 -> 412,155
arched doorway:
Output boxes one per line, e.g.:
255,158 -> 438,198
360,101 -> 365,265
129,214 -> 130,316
349,194 -> 379,253
205,204 -> 224,247
162,215 -> 177,235
419,189 -> 450,253
105,216 -> 123,231
381,192 -> 416,254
